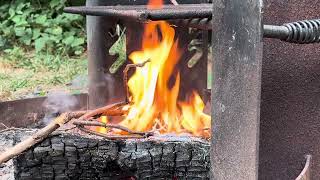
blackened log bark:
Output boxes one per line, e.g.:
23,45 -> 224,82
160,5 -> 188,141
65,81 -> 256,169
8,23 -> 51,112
211,0 -> 263,179
14,133 -> 210,180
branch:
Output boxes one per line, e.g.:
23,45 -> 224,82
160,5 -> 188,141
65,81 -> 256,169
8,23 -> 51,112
79,101 -> 128,120
77,126 -> 148,140
73,120 -> 154,137
0,111 -> 86,165
123,60 -> 150,103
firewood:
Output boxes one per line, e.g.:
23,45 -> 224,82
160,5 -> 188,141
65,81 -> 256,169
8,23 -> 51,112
0,111 -> 86,165
14,132 -> 210,179
80,102 -> 128,120
73,120 -> 154,138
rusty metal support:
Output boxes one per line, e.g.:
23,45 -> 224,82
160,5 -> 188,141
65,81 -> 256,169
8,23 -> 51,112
86,0 -> 124,109
210,0 -> 263,179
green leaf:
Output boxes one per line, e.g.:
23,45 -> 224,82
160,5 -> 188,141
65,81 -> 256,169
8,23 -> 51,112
20,36 -> 32,45
71,38 -> 84,47
35,15 -> 47,24
11,15 -> 21,24
109,27 -> 127,73
8,8 -> 15,18
51,26 -> 63,35
49,0 -> 62,8
16,3 -> 26,12
0,36 -> 5,47
35,37 -> 47,52
32,29 -> 41,40
14,27 -> 25,37
63,36 -> 74,45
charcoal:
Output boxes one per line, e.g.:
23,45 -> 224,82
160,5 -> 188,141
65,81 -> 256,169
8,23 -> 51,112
14,133 -> 210,179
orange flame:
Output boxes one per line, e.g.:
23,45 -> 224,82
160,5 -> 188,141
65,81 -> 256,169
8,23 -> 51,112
147,0 -> 163,9
117,20 -> 211,137
98,116 -> 108,133
97,0 -> 211,138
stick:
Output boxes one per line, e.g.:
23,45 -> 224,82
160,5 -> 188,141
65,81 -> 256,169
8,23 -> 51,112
123,60 -> 150,103
73,120 -> 154,137
80,102 -> 128,120
0,111 -> 86,165
77,126 -> 148,140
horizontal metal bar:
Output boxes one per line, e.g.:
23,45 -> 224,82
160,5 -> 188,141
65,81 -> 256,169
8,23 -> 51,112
170,20 -> 292,41
263,24 -> 290,39
64,4 -> 212,21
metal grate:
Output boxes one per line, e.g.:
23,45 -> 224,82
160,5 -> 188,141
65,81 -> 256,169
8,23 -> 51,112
64,4 -> 212,21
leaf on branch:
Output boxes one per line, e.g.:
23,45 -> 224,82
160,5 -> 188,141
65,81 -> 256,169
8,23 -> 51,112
109,26 -> 127,74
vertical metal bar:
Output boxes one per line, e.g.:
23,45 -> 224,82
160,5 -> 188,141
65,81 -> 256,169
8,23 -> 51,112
210,0 -> 263,179
86,0 -> 124,109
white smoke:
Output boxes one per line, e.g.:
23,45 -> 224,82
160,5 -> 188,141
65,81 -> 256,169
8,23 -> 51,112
42,90 -> 78,125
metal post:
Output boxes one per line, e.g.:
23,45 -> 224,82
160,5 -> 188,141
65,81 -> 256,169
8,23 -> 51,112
86,0 -> 124,109
211,0 -> 263,179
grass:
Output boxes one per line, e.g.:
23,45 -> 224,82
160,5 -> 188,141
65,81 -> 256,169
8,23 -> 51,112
0,48 -> 88,101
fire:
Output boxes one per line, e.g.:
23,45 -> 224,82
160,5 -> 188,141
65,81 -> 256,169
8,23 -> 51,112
118,20 -> 211,137
98,116 -> 108,133
98,0 -> 211,138
147,0 -> 163,9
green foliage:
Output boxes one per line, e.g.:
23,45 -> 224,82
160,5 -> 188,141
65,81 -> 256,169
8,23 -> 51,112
109,26 -> 127,74
0,0 -> 85,55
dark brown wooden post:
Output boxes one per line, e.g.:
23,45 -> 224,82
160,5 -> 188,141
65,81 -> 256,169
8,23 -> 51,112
211,0 -> 263,179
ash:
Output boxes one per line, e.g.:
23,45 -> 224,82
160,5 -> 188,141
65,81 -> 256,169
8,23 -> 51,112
0,129 -> 36,180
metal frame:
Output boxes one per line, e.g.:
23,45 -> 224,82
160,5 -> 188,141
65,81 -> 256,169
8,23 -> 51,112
210,0 -> 263,179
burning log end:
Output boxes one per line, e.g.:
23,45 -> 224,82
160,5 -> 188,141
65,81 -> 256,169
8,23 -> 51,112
0,111 -> 86,165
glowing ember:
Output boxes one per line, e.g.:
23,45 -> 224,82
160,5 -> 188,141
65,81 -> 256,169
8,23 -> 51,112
98,0 -> 211,138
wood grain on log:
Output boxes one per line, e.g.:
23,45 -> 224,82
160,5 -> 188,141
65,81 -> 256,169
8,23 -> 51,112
14,133 -> 210,180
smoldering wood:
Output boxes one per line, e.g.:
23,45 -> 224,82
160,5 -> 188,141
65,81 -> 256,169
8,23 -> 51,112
14,132 -> 210,180
0,112 -> 86,165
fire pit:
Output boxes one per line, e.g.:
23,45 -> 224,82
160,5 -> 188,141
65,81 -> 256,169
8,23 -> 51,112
0,0 -> 318,179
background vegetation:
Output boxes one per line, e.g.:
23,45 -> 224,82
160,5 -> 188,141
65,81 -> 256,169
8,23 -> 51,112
0,0 -> 87,101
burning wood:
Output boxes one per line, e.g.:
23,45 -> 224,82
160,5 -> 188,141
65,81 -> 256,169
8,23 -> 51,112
14,132 -> 210,179
0,111 -> 86,164
0,1 -> 211,176
73,120 -> 154,139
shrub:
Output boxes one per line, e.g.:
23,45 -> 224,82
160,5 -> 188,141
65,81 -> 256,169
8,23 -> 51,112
0,0 -> 86,56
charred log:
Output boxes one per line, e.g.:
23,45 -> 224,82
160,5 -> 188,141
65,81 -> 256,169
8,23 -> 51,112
14,133 -> 210,180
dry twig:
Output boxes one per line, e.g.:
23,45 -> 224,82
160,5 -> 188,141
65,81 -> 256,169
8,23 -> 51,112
0,127 -> 31,134
73,120 -> 154,137
77,126 -> 148,140
0,111 -> 86,165
80,102 -> 128,120
123,60 -> 150,103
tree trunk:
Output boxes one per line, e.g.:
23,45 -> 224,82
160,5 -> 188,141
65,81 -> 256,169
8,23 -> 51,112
14,132 -> 210,180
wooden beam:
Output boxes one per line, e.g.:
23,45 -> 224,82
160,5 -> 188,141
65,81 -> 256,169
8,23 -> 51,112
210,0 -> 263,179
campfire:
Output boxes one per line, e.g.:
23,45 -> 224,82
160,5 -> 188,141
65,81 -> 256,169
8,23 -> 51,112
88,19 -> 211,138
0,0 -> 212,179
71,0 -> 211,139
